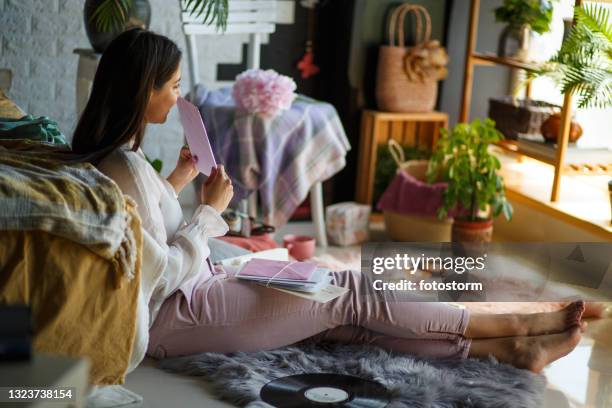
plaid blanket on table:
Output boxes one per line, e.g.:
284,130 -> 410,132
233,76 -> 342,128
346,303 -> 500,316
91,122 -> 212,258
192,85 -> 351,227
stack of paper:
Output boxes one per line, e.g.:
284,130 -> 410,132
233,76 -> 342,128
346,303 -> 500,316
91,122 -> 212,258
235,259 -> 332,293
224,250 -> 350,303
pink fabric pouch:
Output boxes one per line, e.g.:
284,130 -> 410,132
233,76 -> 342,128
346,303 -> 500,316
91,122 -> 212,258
376,170 -> 466,217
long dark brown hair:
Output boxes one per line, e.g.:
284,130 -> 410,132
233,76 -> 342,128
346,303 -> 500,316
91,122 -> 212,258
72,28 -> 181,163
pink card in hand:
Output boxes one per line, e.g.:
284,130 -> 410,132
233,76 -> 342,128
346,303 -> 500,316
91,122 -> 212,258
176,97 -> 217,176
240,259 -> 317,281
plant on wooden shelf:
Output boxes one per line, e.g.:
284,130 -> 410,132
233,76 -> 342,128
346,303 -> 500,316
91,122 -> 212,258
495,0 -> 555,35
494,0 -> 555,59
427,119 -> 513,243
533,4 -> 612,109
85,0 -> 229,52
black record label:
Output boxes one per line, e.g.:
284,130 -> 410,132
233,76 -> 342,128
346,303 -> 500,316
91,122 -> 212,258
260,373 -> 390,407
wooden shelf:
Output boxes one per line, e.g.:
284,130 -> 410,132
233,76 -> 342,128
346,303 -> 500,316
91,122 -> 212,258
356,110 -> 448,206
471,52 -> 541,72
494,140 -> 612,174
461,0 -> 593,202
495,140 -> 556,166
362,110 -> 448,122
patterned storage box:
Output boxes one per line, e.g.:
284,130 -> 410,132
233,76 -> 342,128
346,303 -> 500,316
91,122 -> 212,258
325,202 -> 371,246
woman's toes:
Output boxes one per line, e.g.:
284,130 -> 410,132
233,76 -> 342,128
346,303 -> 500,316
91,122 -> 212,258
565,300 -> 585,328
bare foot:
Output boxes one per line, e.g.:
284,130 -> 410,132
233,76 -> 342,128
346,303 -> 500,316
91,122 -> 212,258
469,327 -> 582,373
522,300 -> 585,336
513,327 -> 582,373
584,302 -> 605,319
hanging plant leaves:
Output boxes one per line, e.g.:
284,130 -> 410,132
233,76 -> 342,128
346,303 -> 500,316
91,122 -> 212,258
92,0 -> 229,33
90,0 -> 131,32
533,4 -> 612,108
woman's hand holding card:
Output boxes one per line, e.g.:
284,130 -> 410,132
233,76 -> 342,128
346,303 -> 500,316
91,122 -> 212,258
167,146 -> 199,194
200,165 -> 233,213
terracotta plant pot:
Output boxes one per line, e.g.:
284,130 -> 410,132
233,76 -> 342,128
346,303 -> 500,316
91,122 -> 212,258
451,218 -> 493,243
488,97 -> 560,140
540,113 -> 583,144
451,218 -> 493,259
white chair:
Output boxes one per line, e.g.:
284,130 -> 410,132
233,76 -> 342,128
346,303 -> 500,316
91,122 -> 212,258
180,0 -> 328,247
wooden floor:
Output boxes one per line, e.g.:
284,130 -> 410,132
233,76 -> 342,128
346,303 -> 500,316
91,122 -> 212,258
544,304 -> 612,407
124,219 -> 612,407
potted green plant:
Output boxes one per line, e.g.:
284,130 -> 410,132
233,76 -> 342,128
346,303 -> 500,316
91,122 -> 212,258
534,4 -> 612,109
494,0 -> 555,60
535,4 -> 612,219
85,0 -> 229,53
427,118 -> 513,243
535,4 -> 611,142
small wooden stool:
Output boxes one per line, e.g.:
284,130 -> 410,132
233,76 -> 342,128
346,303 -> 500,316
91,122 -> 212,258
355,110 -> 448,205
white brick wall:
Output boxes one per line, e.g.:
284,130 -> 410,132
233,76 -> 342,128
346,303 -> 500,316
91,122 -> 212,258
0,0 -> 253,208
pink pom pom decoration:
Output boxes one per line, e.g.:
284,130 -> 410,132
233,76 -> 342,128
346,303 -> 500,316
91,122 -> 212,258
232,69 -> 297,118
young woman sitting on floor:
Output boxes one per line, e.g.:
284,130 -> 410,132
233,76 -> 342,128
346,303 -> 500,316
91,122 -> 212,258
71,29 -> 601,374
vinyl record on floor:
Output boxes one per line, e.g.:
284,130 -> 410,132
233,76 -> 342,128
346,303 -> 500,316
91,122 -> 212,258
260,373 -> 390,407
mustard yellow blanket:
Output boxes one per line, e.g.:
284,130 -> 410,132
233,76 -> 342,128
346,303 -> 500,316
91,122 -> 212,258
0,142 -> 142,384
0,143 -> 137,285
0,89 -> 25,119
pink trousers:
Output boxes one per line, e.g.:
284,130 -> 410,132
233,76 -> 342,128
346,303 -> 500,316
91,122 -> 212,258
147,269 -> 471,359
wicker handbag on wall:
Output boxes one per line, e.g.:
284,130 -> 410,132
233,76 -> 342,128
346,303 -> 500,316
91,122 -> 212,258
375,4 -> 448,113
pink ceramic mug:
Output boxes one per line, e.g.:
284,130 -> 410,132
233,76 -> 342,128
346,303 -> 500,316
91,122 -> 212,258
283,234 -> 316,261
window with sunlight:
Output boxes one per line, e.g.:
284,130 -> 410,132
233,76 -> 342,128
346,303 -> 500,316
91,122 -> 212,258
526,0 -> 612,150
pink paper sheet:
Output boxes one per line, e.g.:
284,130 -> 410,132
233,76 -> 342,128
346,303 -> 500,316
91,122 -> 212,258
176,97 -> 217,176
239,259 -> 317,281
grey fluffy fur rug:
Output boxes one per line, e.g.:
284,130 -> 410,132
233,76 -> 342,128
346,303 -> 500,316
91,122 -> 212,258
159,341 -> 546,408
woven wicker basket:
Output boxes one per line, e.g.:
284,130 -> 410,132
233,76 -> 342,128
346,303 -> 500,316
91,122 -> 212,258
382,139 -> 452,241
375,4 -> 439,113
488,97 -> 560,140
